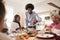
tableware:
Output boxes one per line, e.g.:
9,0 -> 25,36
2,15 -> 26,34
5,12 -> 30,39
36,34 -> 54,39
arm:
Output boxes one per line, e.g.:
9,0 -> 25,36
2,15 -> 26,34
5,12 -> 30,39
25,13 -> 29,27
10,22 -> 20,33
35,13 -> 42,22
33,13 -> 42,25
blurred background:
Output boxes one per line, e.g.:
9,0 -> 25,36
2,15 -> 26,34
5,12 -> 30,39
3,0 -> 60,31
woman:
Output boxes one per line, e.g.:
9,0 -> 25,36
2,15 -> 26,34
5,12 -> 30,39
10,15 -> 21,33
49,12 -> 60,40
0,0 -> 11,40
1,19 -> 8,34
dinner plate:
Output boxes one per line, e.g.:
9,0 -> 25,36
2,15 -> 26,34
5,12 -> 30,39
36,34 -> 54,39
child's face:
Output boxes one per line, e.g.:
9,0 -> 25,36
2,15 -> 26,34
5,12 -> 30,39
16,17 -> 20,22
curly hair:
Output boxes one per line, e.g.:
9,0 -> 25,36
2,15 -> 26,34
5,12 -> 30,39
25,3 -> 34,10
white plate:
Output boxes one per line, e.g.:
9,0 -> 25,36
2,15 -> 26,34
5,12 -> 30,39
36,34 -> 54,38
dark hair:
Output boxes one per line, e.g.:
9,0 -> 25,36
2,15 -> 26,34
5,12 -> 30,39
14,15 -> 20,22
0,0 -> 2,2
25,3 -> 34,10
0,0 -> 5,20
13,15 -> 21,26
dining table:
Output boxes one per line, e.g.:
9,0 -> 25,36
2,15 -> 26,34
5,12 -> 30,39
16,33 -> 56,40
9,28 -> 56,40
16,36 -> 56,40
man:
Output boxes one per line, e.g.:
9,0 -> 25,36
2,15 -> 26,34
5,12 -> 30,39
25,3 -> 42,29
0,0 -> 11,40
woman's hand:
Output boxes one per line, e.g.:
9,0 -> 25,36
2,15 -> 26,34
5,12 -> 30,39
41,26 -> 52,34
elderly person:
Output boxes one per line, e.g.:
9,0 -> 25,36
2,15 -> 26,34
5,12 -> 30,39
49,11 -> 60,40
41,11 -> 60,40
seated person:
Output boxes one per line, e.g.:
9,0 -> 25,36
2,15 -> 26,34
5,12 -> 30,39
10,15 -> 21,33
49,13 -> 60,40
1,19 -> 8,34
42,12 -> 60,40
0,0 -> 11,40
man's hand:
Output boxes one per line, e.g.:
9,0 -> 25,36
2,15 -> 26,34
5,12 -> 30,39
33,19 -> 38,25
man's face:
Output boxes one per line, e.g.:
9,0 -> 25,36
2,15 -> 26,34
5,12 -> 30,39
27,8 -> 32,14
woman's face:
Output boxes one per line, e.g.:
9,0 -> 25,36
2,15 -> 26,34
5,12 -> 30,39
16,17 -> 20,22
52,16 -> 59,24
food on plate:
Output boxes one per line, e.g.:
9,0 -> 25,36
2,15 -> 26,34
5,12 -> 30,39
28,30 -> 37,37
19,34 -> 29,39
